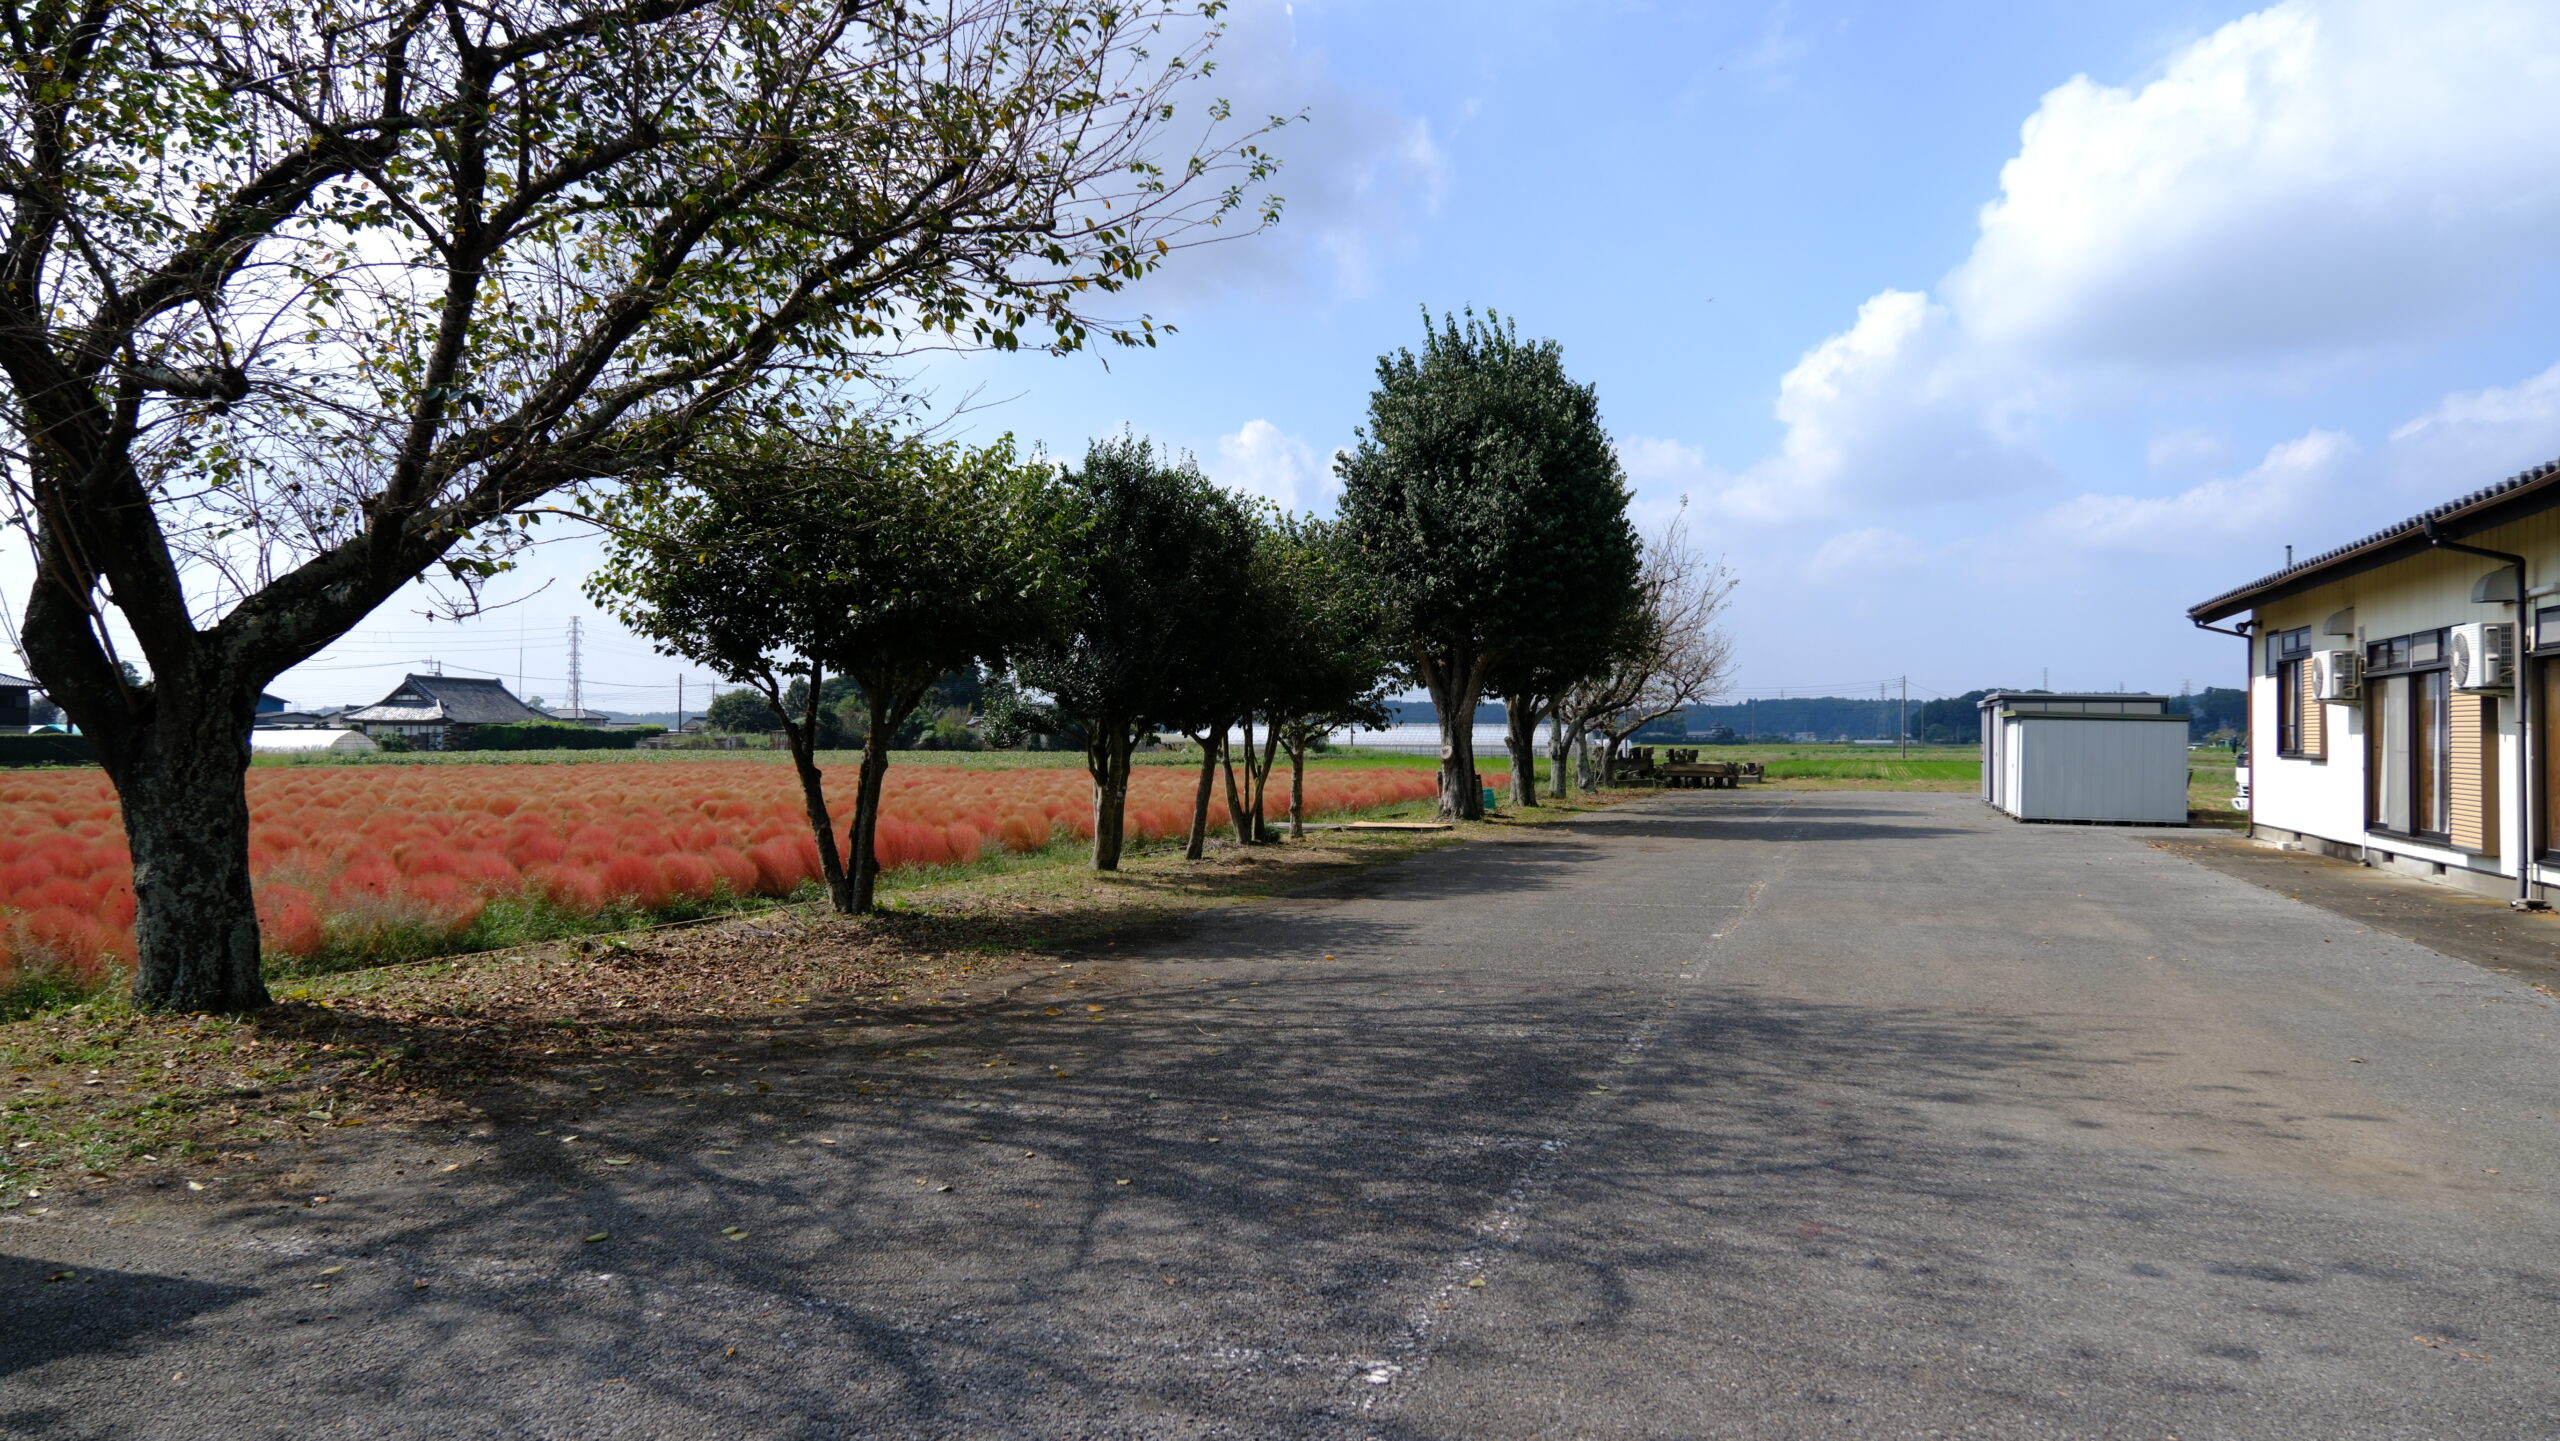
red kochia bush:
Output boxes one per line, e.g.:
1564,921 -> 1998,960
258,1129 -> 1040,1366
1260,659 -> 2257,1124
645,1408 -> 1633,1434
0,760 -> 1443,969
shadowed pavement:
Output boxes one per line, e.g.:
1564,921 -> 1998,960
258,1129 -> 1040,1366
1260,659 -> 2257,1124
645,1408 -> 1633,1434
6,791 -> 2557,1438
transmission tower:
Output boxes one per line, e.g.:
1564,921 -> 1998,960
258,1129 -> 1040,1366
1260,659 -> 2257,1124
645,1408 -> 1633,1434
567,617 -> 584,715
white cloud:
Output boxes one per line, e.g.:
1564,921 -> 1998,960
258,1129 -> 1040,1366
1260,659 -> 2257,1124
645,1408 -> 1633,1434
2032,429 -> 2360,557
1702,290 -> 2051,524
1947,0 -> 2560,365
2146,427 -> 2226,474
1134,0 -> 1449,303
2013,361 -> 2560,569
1667,0 -> 2560,550
1210,419 -> 1337,513
2383,359 -> 2560,493
1807,526 -> 1929,579
1617,435 -> 1720,493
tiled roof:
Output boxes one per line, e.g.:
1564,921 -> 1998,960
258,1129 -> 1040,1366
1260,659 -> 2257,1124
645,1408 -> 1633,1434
0,673 -> 33,689
2189,457 -> 2560,623
345,673 -> 549,726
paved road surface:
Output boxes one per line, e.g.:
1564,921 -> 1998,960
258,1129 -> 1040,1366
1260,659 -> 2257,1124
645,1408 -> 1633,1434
8,791 -> 2559,1438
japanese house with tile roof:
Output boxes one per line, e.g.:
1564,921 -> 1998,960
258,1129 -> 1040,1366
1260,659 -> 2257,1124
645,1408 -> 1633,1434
2190,457 -> 2560,902
343,673 -> 551,750
0,671 -> 32,732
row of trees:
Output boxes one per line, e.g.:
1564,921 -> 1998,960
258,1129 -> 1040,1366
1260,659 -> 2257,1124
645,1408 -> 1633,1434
0,0 -> 1283,1011
587,311 -> 1735,922
0,0 -> 1731,1011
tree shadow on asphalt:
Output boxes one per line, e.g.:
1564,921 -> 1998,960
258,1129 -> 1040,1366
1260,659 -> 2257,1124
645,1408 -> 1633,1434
0,1253 -> 258,1386
42,952 -> 2514,1440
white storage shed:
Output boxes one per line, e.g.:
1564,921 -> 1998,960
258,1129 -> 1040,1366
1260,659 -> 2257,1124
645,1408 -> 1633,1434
250,728 -> 380,756
1978,693 -> 2189,825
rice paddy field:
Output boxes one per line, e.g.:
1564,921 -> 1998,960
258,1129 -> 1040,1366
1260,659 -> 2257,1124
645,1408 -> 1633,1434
0,760 -> 1453,1006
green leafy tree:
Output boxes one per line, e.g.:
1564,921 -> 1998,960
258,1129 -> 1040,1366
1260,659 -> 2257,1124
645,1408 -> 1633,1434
1173,501 -> 1289,859
1262,516 -> 1399,838
1338,311 -> 1643,819
0,0 -> 1282,1011
1010,436 -> 1263,870
591,423 -> 1071,912
707,689 -> 784,736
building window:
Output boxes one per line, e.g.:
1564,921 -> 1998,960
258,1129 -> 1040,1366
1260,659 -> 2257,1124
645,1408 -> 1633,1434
2271,627 -> 2319,759
2367,667 -> 2451,838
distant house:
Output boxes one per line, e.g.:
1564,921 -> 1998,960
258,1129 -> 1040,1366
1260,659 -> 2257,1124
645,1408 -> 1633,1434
539,705 -> 612,728
0,672 -> 32,732
344,673 -> 551,750
256,692 -> 289,716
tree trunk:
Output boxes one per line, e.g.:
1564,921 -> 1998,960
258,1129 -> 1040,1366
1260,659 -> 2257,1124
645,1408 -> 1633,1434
1286,734 -> 1308,839
1221,716 -> 1253,844
768,671 -> 856,913
845,682 -> 926,914
111,702 -> 271,1013
785,728 -> 855,914
1088,724 -> 1135,870
1549,718 -> 1575,801
1504,693 -> 1540,808
846,725 -> 892,913
1421,646 -> 1491,821
1246,724 -> 1282,841
1185,727 -> 1221,860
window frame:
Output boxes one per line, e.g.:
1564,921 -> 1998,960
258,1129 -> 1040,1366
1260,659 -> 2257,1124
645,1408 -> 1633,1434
2271,627 -> 2317,759
2364,653 -> 2455,843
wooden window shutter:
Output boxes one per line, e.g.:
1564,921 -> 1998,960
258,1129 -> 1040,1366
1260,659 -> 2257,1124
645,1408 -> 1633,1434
2297,660 -> 2326,759
2449,692 -> 2499,854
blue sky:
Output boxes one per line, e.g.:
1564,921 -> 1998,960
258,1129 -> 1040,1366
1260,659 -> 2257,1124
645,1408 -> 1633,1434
19,0 -> 2560,714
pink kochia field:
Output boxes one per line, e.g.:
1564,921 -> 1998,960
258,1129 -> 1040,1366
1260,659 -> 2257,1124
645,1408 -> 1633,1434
0,761 -> 1445,986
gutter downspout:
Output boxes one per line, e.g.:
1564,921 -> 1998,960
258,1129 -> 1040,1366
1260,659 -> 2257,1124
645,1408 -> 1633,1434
2422,519 -> 2542,910
2193,617 -> 2258,841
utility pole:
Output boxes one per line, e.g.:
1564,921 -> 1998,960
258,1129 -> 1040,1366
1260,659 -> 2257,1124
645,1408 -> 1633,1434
567,617 -> 584,716
676,674 -> 685,733
1899,676 -> 1908,756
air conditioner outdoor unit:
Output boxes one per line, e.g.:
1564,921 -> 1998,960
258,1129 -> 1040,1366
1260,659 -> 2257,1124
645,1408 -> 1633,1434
2310,649 -> 2361,701
2450,621 -> 2515,692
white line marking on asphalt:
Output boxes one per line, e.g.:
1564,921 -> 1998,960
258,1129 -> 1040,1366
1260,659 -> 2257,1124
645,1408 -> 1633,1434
1351,795 -> 1803,1410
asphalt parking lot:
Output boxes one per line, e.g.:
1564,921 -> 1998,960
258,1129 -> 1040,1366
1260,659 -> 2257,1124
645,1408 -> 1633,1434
7,790 -> 2557,1439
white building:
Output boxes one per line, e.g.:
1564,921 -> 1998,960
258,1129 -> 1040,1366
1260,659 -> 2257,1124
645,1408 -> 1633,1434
1978,693 -> 2190,825
2188,457 -> 2560,902
250,728 -> 380,756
